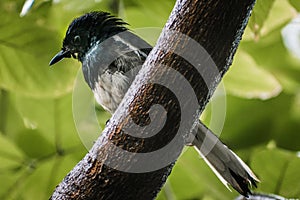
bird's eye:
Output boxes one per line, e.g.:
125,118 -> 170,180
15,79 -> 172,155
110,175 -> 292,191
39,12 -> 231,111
73,35 -> 81,45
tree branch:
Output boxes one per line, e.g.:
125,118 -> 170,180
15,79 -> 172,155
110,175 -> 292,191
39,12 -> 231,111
50,0 -> 256,199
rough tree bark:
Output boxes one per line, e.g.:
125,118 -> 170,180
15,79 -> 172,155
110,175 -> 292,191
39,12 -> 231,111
50,0 -> 256,199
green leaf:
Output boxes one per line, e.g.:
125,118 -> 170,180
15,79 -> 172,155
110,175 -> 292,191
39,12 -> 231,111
72,71 -> 107,149
251,148 -> 300,198
220,92 -> 300,151
220,94 -> 294,149
15,93 -> 87,151
244,0 -> 294,40
242,24 -> 300,94
248,0 -> 276,36
0,91 -> 28,142
8,155 -> 80,199
14,129 -> 55,159
133,27 -> 162,46
261,0 -> 295,35
279,155 -> 300,197
289,0 -> 300,11
0,132 -> 26,198
159,148 -> 238,200
272,117 -> 300,151
0,168 -> 26,198
0,2 -> 78,98
291,93 -> 300,120
224,50 -> 282,100
0,133 -> 24,170
122,0 -> 174,28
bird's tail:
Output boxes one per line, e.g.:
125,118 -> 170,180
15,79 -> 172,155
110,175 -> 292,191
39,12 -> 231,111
191,122 -> 259,197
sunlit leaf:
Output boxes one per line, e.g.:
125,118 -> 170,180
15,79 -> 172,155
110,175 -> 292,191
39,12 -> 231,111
248,0 -> 275,36
241,24 -> 300,94
224,50 -> 282,100
244,0 -> 294,40
0,2 -> 78,98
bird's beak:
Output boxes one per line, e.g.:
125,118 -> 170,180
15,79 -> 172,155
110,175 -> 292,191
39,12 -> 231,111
49,50 -> 71,66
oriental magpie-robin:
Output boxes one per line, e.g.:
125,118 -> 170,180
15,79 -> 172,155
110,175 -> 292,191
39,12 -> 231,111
50,11 -> 258,196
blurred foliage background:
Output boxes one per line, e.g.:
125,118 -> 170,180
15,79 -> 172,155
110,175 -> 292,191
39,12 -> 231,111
0,0 -> 300,199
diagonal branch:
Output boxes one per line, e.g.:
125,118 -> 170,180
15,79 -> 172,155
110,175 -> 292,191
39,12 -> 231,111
50,0 -> 256,199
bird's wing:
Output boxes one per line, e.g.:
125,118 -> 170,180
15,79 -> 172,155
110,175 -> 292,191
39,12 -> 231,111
82,31 -> 152,90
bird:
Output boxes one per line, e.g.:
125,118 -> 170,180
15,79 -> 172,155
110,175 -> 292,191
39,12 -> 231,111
49,11 -> 259,197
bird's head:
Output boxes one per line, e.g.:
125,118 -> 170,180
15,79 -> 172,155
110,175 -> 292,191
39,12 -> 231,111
49,11 -> 128,65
